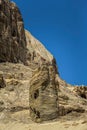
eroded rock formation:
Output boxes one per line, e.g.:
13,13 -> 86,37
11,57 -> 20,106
29,65 -> 58,122
0,0 -> 27,63
0,0 -> 87,124
25,30 -> 58,72
73,86 -> 87,99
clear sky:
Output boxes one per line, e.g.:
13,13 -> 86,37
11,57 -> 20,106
13,0 -> 87,85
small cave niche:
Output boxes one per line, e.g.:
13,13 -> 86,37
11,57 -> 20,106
12,29 -> 16,37
0,59 -> 5,63
34,89 -> 39,99
0,77 -> 6,88
80,94 -> 86,99
33,108 -> 40,118
36,111 -> 40,118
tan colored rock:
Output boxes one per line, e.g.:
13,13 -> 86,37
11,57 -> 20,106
29,65 -> 58,122
0,0 -> 87,125
25,30 -> 58,73
25,30 -> 53,63
73,86 -> 87,99
0,63 -> 32,114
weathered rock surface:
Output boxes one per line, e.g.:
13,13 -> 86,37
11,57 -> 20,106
57,76 -> 87,116
73,86 -> 87,99
25,30 -> 58,72
0,0 -> 87,125
25,30 -> 59,122
25,30 -> 87,122
29,65 -> 58,122
0,63 -> 32,123
0,0 -> 27,63
0,0 -> 59,123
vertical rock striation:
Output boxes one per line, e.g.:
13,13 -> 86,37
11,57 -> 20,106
29,65 -> 59,122
25,30 -> 58,73
0,0 -> 86,124
26,30 -> 59,122
0,0 -> 27,63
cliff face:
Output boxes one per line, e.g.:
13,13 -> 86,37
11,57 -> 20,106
25,30 -> 58,73
0,0 -> 87,124
0,0 -> 57,69
0,0 -> 27,63
25,30 -> 59,122
0,0 -> 59,123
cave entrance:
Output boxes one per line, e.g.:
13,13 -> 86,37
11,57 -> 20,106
36,111 -> 40,118
12,29 -> 16,37
80,94 -> 86,99
34,89 -> 39,99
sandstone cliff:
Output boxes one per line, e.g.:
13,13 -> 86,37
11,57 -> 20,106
0,0 -> 87,125
0,0 -> 27,63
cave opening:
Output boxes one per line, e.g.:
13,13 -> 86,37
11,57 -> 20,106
34,89 -> 39,99
80,94 -> 86,99
12,29 -> 16,37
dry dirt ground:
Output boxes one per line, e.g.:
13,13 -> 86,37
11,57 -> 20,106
0,110 -> 87,130
0,120 -> 87,130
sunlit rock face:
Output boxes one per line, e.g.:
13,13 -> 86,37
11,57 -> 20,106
25,30 -> 58,73
0,0 -> 27,63
29,65 -> 59,122
0,0 -> 87,124
25,30 -> 60,122
73,86 -> 87,99
0,0 -> 60,123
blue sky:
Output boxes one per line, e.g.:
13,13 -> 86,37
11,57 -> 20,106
13,0 -> 87,85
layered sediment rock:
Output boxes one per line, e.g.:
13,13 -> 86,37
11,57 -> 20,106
0,0 -> 87,124
29,65 -> 58,122
25,30 -> 58,73
73,86 -> 87,99
25,30 -> 59,122
0,0 -> 59,122
0,0 -> 27,63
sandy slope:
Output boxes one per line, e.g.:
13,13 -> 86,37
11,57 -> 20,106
0,120 -> 87,130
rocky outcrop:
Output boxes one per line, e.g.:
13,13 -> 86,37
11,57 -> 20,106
29,65 -> 58,122
25,30 -> 58,73
0,0 -> 87,124
25,30 -> 59,122
0,63 -> 32,114
73,86 -> 87,99
55,76 -> 87,116
0,0 -> 59,121
0,0 -> 27,63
